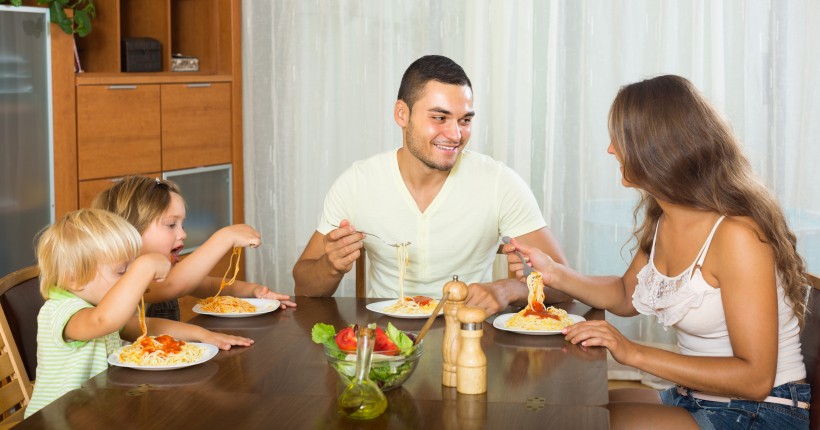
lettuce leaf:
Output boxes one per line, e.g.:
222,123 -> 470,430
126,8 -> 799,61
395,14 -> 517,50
386,322 -> 413,353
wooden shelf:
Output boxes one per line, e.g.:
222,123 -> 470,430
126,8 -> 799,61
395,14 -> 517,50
75,73 -> 232,86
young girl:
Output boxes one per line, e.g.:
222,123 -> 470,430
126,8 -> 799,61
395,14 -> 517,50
92,176 -> 295,320
507,75 -> 810,429
26,209 -> 253,418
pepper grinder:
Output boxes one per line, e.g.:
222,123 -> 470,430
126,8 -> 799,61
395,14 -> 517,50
442,275 -> 468,387
456,306 -> 487,394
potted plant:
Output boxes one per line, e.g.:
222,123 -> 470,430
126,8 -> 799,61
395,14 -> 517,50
1,0 -> 95,36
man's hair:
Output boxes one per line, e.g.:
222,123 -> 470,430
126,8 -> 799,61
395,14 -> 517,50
92,175 -> 183,234
397,55 -> 472,110
36,208 -> 142,298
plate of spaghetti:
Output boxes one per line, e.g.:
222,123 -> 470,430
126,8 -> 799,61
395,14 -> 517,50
108,337 -> 218,371
365,243 -> 441,318
492,270 -> 583,335
193,298 -> 280,318
366,297 -> 442,319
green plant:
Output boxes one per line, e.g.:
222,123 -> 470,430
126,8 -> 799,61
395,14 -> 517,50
1,0 -> 96,37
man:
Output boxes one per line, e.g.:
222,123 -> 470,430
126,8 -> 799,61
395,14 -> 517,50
293,55 -> 568,314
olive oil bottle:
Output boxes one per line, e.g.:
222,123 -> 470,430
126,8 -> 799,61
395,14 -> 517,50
338,324 -> 387,419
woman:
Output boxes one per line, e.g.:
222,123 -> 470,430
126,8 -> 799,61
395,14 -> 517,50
508,75 -> 810,429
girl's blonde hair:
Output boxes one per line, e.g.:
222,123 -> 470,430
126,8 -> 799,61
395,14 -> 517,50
608,74 -> 809,326
92,176 -> 182,234
36,209 -> 142,299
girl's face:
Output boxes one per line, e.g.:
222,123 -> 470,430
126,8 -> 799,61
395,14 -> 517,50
141,192 -> 187,264
79,261 -> 129,305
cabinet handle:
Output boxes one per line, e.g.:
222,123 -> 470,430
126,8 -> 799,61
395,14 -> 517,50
107,85 -> 137,90
186,83 -> 212,88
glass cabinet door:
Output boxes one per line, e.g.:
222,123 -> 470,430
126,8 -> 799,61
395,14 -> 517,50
163,165 -> 232,254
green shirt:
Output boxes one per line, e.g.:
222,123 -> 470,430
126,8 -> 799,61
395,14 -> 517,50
25,289 -> 122,418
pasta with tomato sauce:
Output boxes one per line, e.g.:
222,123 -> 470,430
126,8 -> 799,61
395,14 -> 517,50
118,297 -> 205,366
506,271 -> 574,331
382,243 -> 439,315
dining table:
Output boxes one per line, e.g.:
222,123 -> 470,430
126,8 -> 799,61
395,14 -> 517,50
17,297 -> 610,429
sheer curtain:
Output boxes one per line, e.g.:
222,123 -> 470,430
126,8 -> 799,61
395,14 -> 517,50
242,0 -> 820,297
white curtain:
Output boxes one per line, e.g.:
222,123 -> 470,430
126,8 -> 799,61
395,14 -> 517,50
242,0 -> 820,297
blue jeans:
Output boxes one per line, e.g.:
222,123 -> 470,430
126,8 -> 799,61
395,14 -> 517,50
659,382 -> 810,429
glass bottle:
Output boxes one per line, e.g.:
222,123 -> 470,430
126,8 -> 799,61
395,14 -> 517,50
338,325 -> 388,419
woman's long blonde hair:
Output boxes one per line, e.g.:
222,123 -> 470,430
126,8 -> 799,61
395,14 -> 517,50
608,75 -> 809,325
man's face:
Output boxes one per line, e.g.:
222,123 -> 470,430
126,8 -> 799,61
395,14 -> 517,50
404,81 -> 474,171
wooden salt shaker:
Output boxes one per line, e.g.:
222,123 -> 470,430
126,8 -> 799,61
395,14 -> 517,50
442,275 -> 468,387
456,306 -> 487,394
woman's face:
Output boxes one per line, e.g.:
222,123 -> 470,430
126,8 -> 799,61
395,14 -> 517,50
608,141 -> 635,189
141,192 -> 187,264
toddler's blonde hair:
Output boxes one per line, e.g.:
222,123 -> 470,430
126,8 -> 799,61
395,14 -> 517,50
36,209 -> 142,299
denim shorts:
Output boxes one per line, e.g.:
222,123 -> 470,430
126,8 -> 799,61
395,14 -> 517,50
659,382 -> 810,429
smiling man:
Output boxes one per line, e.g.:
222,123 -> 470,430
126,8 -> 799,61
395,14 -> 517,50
293,55 -> 569,314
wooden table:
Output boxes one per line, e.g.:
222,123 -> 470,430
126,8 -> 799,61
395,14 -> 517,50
18,297 -> 609,429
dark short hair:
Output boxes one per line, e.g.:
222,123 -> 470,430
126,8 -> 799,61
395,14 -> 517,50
397,55 -> 472,110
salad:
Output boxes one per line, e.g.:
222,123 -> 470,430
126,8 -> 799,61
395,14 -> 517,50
312,322 -> 422,389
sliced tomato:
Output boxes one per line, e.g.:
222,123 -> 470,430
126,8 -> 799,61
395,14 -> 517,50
334,327 -> 357,352
374,327 -> 399,356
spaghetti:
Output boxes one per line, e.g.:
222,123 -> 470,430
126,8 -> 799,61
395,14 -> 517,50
506,271 -> 574,331
118,298 -> 204,366
383,243 -> 438,315
197,247 -> 257,313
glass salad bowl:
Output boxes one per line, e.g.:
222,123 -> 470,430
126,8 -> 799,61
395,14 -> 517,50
322,336 -> 424,391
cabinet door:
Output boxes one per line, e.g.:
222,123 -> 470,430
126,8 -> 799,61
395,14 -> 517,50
161,83 -> 232,171
77,85 -> 162,180
78,173 -> 162,209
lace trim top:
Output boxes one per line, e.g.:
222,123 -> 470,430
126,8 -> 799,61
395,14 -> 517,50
632,216 -> 725,327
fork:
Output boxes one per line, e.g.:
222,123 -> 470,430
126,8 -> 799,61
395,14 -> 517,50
330,224 -> 411,248
501,236 -> 533,276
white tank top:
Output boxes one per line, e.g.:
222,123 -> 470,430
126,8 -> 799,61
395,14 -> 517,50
632,216 -> 805,386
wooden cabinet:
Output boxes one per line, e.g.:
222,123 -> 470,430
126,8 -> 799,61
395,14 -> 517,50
76,85 -> 161,180
161,82 -> 232,171
64,0 -> 244,230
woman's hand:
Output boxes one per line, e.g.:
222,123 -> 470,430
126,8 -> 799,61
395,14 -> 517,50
505,238 -> 561,285
562,320 -> 636,365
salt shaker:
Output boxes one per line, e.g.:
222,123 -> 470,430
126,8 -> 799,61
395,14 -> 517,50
456,306 -> 487,394
442,275 -> 468,387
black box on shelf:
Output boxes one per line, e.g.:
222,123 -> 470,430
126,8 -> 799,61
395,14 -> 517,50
121,37 -> 161,72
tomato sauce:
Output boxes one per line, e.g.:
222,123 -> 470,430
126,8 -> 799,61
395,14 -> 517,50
522,302 -> 559,320
139,335 -> 185,356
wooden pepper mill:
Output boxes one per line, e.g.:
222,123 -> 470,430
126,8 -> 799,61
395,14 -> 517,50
456,306 -> 487,394
442,275 -> 468,387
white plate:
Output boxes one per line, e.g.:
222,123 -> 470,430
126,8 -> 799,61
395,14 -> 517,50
192,298 -> 280,318
107,342 -> 218,371
492,313 -> 586,335
366,299 -> 444,319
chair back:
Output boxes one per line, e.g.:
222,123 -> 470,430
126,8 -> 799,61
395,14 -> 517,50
0,267 -> 37,426
801,273 -> 820,429
354,245 -> 509,299
0,266 -> 44,381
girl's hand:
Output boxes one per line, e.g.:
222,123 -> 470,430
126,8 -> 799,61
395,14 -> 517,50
219,224 -> 262,249
201,331 -> 254,350
251,285 -> 297,309
562,320 -> 636,365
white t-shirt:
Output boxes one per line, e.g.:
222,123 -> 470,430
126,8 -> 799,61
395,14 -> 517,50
318,148 -> 546,298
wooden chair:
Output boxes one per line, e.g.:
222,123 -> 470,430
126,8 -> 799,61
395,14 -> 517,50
354,245 -> 509,298
0,266 -> 43,382
0,267 -> 38,427
800,273 -> 820,429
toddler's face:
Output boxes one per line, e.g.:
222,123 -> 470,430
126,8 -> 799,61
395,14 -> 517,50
141,192 -> 187,264
82,261 -> 129,305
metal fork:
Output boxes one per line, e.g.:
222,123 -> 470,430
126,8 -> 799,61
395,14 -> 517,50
330,224 -> 411,248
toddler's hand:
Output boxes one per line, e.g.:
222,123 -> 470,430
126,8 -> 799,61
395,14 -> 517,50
134,253 -> 172,283
252,285 -> 297,309
202,331 -> 254,350
220,224 -> 262,249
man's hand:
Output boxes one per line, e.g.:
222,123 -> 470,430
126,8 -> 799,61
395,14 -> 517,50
322,219 -> 365,275
464,279 -> 529,316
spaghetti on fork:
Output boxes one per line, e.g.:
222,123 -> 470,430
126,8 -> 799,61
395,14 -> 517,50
505,271 -> 574,331
197,248 -> 257,313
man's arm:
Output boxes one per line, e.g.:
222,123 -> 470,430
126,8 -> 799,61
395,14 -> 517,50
464,226 -> 570,314
293,221 -> 364,297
